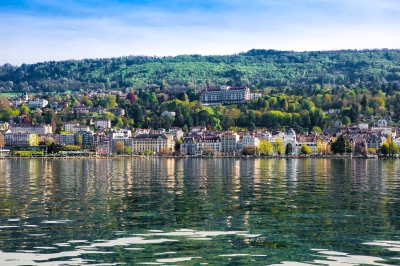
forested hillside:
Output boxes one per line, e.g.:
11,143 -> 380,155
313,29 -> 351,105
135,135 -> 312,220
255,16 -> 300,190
0,49 -> 399,92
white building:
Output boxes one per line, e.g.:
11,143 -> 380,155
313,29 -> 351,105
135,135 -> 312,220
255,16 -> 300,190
200,86 -> 256,105
4,133 -> 39,147
71,125 -> 91,133
64,122 -> 79,132
94,119 -> 111,129
28,99 -> 48,108
162,111 -> 176,117
10,124 -> 52,134
377,119 -> 388,127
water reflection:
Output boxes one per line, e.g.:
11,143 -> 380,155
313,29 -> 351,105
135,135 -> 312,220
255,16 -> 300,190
0,158 -> 400,265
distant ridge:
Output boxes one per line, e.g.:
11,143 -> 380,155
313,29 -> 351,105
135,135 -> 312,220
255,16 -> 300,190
0,49 -> 399,92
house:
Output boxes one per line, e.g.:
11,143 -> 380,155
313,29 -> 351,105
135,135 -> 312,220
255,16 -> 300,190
377,119 -> 387,127
63,122 -> 79,132
181,137 -> 197,155
94,119 -> 111,129
162,111 -> 176,117
107,108 -> 125,117
0,122 -> 9,131
28,99 -> 48,108
366,133 -> 386,150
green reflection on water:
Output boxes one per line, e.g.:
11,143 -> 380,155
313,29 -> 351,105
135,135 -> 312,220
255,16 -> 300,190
0,158 -> 399,265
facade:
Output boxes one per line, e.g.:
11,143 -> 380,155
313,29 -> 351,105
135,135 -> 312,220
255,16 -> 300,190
221,131 -> 240,153
28,99 -> 48,108
107,108 -> 125,117
111,137 -> 133,153
64,122 -> 79,132
75,131 -> 94,147
197,135 -> 221,155
165,128 -> 184,140
71,125 -> 91,133
200,86 -> 254,105
10,124 -> 52,134
366,133 -> 386,150
162,111 -> 176,117
4,133 -> 39,147
377,119 -> 388,127
241,133 -> 260,148
132,134 -> 174,154
60,134 -> 75,145
181,137 -> 197,155
94,119 -> 111,129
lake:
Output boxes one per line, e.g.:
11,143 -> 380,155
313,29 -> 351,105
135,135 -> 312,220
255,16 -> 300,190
0,158 -> 400,265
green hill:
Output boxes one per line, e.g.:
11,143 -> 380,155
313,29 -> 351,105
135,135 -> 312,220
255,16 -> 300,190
0,49 -> 399,92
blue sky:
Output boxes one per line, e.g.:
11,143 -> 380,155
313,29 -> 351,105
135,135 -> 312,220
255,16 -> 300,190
1,0 -> 399,65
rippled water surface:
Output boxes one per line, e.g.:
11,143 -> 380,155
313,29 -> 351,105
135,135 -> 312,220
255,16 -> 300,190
1,158 -> 400,265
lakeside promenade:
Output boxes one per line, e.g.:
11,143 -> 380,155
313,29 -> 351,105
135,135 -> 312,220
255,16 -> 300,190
0,154 -> 391,160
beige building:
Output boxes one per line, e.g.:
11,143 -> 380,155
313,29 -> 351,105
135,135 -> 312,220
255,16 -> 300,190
221,131 -> 240,153
132,134 -> 174,154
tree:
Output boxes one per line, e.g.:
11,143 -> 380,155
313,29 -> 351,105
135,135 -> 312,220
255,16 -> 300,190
311,126 -> 322,134
28,134 -> 39,146
242,145 -> 256,155
44,137 -> 55,153
126,92 -> 136,104
144,149 -> 153,156
0,132 -> 4,148
159,146 -> 170,155
300,144 -> 312,155
330,134 -> 352,154
125,146 -> 132,155
274,137 -> 285,155
381,142 -> 389,155
114,141 -> 125,154
258,140 -> 273,155
77,135 -> 83,147
0,96 -> 10,111
342,116 -> 351,126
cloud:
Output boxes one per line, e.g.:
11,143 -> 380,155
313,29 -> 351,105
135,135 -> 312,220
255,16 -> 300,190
0,0 -> 399,65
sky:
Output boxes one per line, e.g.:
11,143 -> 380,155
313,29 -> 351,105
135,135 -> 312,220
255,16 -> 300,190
0,0 -> 399,65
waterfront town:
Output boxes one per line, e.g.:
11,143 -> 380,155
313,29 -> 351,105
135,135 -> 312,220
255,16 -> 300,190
0,85 -> 399,157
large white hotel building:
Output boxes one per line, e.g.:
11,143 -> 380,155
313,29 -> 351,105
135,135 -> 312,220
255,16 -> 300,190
199,85 -> 261,105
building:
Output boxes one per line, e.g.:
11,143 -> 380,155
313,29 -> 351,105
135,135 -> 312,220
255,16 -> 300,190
75,131 -> 94,147
221,131 -> 240,154
197,135 -> 221,155
165,127 -> 184,140
109,128 -> 132,138
0,122 -> 9,131
28,99 -> 48,108
10,124 -> 52,134
4,133 -> 39,147
181,137 -> 197,155
107,108 -> 125,117
111,136 -> 133,153
60,134 -> 75,145
366,133 -> 386,150
94,119 -> 111,129
132,134 -> 174,154
162,111 -> 176,117
64,122 -> 79,132
200,85 -> 253,105
241,133 -> 260,148
71,125 -> 91,133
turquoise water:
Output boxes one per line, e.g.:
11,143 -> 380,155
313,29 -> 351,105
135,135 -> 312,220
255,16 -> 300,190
0,158 -> 400,265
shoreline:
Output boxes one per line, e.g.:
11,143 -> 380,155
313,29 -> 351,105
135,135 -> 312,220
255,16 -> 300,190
0,155 -> 394,160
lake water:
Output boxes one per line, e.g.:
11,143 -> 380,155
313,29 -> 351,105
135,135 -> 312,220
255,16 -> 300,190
0,158 -> 400,265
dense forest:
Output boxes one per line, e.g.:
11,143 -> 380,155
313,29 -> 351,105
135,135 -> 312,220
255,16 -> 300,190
0,49 -> 400,92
